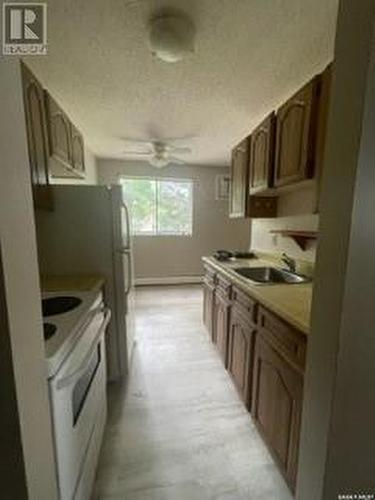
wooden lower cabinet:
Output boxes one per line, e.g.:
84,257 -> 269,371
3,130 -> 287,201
227,307 -> 255,409
213,291 -> 230,366
203,279 -> 215,340
251,334 -> 303,491
202,263 -> 306,493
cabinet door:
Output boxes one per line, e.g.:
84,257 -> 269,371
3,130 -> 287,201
274,77 -> 319,187
229,137 -> 250,218
21,63 -> 53,210
252,334 -> 303,491
45,92 -> 71,166
249,113 -> 275,194
213,292 -> 230,366
227,309 -> 255,408
203,280 -> 215,340
70,123 -> 85,176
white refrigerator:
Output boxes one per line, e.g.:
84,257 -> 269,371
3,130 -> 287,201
35,184 -> 135,382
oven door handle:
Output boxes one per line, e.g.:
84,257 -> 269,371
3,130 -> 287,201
56,308 -> 111,390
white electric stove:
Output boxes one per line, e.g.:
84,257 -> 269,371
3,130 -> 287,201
43,290 -> 110,500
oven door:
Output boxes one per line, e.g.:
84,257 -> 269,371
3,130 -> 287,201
49,307 -> 110,500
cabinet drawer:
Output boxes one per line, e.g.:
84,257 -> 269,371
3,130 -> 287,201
258,306 -> 306,371
231,286 -> 257,324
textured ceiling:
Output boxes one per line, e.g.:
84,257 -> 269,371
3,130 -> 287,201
26,0 -> 339,166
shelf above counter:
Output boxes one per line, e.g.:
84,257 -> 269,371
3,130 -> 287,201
270,230 -> 318,250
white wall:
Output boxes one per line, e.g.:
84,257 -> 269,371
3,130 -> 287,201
84,145 -> 98,183
0,59 -> 58,499
251,186 -> 319,262
97,159 -> 250,280
297,1 -> 375,497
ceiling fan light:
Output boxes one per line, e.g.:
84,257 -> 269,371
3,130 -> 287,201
149,155 -> 169,168
149,14 -> 196,63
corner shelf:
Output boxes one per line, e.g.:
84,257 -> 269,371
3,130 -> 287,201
270,230 -> 318,251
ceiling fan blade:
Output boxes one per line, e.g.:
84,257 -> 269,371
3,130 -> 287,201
168,147 -> 192,154
120,136 -> 155,145
122,151 -> 151,156
169,156 -> 186,165
160,134 -> 197,143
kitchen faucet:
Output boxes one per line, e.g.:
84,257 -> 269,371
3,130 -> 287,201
281,253 -> 297,273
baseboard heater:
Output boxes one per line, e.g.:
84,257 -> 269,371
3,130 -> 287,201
135,276 -> 203,286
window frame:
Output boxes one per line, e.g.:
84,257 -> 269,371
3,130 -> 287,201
119,176 -> 194,237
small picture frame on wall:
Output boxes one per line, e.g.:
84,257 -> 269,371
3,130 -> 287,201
215,174 -> 230,201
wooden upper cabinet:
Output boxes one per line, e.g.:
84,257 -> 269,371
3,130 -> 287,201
44,91 -> 85,179
227,67 -> 332,207
249,113 -> 275,194
21,63 -> 53,210
229,135 -> 278,218
45,93 -> 71,166
70,124 -> 85,174
274,77 -> 320,188
229,137 -> 250,218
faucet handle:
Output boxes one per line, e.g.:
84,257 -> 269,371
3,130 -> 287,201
281,252 -> 289,262
281,252 -> 296,272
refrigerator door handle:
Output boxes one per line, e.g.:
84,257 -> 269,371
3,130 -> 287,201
125,250 -> 133,296
118,247 -> 131,254
122,202 -> 131,249
117,247 -> 133,295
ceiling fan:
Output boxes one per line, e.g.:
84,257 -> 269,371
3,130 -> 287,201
121,139 -> 192,168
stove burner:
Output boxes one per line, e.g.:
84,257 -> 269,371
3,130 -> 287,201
43,323 -> 57,340
42,296 -> 82,317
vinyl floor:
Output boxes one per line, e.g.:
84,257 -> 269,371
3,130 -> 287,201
92,285 -> 292,500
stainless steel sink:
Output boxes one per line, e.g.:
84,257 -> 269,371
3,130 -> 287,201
234,266 -> 310,284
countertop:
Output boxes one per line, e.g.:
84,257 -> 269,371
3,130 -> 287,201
202,256 -> 312,335
41,274 -> 105,293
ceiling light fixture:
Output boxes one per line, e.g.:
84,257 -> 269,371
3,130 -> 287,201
148,13 -> 196,63
149,154 -> 170,168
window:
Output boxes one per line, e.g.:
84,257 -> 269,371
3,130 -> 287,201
121,177 -> 193,236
